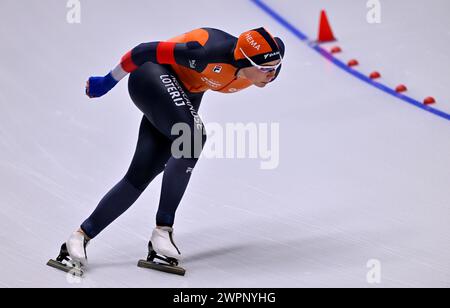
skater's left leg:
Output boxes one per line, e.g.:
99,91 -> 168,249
156,153 -> 206,227
153,96 -> 207,227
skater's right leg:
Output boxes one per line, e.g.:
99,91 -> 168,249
80,116 -> 172,239
78,63 -> 179,241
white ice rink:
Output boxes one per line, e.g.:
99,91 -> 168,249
0,0 -> 449,288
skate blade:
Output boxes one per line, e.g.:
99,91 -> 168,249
47,259 -> 84,277
138,260 -> 186,276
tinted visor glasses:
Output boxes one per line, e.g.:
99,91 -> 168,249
240,48 -> 282,73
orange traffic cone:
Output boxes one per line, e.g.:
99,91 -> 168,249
318,10 -> 336,43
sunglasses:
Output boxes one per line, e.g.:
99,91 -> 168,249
240,48 -> 283,73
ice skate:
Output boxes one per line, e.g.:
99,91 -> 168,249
47,231 -> 89,277
138,227 -> 185,276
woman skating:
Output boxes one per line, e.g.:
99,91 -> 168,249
48,27 -> 285,276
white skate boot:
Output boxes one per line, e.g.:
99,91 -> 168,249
47,231 -> 90,276
66,231 -> 90,267
151,227 -> 182,260
138,227 -> 185,276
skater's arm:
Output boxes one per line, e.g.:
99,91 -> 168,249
114,41 -> 207,78
86,41 -> 207,98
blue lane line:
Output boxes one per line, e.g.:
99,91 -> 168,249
250,0 -> 450,122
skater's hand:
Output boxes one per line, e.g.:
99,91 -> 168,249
85,80 -> 92,98
85,73 -> 118,98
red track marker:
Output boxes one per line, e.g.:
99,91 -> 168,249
395,85 -> 408,93
370,71 -> 381,79
347,59 -> 359,67
423,97 -> 436,105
